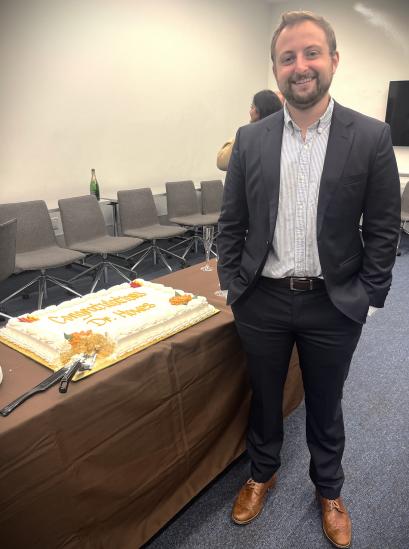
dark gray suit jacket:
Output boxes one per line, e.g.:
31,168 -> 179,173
217,101 -> 401,324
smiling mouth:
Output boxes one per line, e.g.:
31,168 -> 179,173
293,77 -> 314,85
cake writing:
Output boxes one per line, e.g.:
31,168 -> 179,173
86,303 -> 156,326
48,292 -> 146,324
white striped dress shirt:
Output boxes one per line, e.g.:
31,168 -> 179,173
262,98 -> 334,278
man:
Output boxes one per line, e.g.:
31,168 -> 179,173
217,10 -> 400,549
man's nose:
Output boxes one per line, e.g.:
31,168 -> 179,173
293,54 -> 309,73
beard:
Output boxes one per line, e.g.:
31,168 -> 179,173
281,69 -> 333,110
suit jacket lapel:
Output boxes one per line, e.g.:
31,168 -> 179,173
317,102 -> 354,237
261,111 -> 284,232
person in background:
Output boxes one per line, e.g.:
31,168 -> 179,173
216,90 -> 283,171
217,10 -> 401,548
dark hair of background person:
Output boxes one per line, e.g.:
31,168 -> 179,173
252,90 -> 283,119
270,10 -> 337,62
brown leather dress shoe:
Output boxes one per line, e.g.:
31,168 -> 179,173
231,475 -> 277,525
317,493 -> 352,548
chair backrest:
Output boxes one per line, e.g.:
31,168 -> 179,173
58,195 -> 108,247
0,200 -> 57,253
117,188 -> 158,232
165,180 -> 199,219
200,180 -> 224,214
402,181 -> 409,216
0,218 -> 17,282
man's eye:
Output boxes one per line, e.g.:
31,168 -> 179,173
281,55 -> 294,64
306,50 -> 319,58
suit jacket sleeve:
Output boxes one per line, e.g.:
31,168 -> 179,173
217,129 -> 248,290
360,124 -> 401,307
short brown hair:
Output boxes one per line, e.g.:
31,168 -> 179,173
271,11 -> 337,63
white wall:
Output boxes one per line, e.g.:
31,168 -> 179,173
0,0 -> 272,208
0,0 -> 408,210
267,0 -> 409,176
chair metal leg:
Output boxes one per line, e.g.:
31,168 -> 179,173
90,265 -> 105,293
37,276 -> 45,310
108,263 -> 131,282
46,275 -> 82,298
396,228 -> 402,256
69,262 -> 102,283
157,246 -> 186,264
130,247 -> 154,271
0,276 -> 41,306
156,249 -> 173,272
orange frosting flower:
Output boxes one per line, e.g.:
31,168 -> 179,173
169,294 -> 192,306
130,280 -> 143,288
61,330 -> 114,364
18,315 -> 39,323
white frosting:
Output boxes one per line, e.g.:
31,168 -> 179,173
0,280 -> 217,368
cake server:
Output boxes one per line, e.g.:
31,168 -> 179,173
0,366 -> 69,417
59,352 -> 97,393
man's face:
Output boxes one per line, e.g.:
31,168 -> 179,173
273,20 -> 339,110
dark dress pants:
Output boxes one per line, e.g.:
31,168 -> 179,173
231,277 -> 363,499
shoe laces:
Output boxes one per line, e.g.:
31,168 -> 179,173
327,499 -> 344,513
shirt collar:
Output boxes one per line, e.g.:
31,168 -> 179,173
283,97 -> 334,134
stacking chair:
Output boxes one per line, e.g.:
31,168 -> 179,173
200,180 -> 224,216
58,195 -> 142,291
165,180 -> 219,259
0,201 -> 85,310
397,181 -> 409,256
117,188 -> 187,272
200,179 -> 223,256
0,219 -> 17,320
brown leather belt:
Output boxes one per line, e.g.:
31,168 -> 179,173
261,276 -> 325,291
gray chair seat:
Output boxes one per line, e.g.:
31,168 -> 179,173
117,188 -> 188,272
67,235 -> 138,255
59,195 -> 142,292
124,223 -> 187,240
0,200 -> 85,310
165,180 -> 219,259
15,246 -> 85,271
169,213 -> 219,226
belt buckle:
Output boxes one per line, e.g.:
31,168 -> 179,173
290,277 -> 311,291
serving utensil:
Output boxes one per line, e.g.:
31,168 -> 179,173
59,353 -> 97,393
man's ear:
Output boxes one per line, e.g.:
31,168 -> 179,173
272,62 -> 277,80
332,51 -> 339,74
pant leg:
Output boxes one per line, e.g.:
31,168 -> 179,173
294,288 -> 363,499
231,280 -> 295,482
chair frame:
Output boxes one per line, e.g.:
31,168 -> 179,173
0,202 -> 84,312
0,269 -> 82,312
397,181 -> 409,256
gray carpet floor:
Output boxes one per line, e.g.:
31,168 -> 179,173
144,232 -> 409,549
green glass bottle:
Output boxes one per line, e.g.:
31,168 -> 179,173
89,169 -> 100,200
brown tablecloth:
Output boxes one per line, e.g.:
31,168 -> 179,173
0,261 -> 303,548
